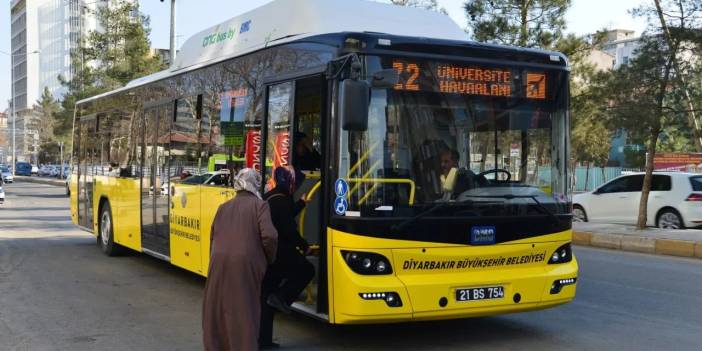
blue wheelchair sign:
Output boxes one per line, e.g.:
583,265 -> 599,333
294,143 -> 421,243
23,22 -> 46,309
334,196 -> 348,215
334,179 -> 349,197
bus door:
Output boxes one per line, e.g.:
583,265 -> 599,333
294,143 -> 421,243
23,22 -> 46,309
263,74 -> 328,317
77,116 -> 97,230
140,102 -> 173,258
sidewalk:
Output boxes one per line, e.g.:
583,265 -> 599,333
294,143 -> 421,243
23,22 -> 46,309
13,175 -> 66,187
573,222 -> 702,259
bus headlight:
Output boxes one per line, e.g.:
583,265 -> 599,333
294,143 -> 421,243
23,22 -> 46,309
342,250 -> 393,275
548,243 -> 572,264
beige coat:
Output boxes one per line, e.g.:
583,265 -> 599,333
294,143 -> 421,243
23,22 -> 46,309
202,191 -> 278,351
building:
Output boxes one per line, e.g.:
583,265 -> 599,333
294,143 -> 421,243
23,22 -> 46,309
9,0 -> 108,163
600,30 -> 644,167
150,48 -> 176,67
0,112 -> 7,164
602,29 -> 642,69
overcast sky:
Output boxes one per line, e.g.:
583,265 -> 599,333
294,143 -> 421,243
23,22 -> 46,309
0,0 -> 648,112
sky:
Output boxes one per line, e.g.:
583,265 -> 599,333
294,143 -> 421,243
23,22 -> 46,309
0,0 -> 649,112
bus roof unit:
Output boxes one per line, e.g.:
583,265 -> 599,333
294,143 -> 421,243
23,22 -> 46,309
112,0 -> 466,95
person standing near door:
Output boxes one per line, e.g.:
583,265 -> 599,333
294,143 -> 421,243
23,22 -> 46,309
260,166 -> 315,349
202,168 -> 278,351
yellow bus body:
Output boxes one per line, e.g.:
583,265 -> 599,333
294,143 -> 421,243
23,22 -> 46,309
71,176 -> 577,324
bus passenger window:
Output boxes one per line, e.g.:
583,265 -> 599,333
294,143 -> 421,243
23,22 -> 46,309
293,77 -> 323,172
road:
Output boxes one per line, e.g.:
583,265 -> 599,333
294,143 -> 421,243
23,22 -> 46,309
1,182 -> 700,350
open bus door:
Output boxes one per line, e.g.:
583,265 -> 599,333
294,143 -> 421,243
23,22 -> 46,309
262,73 -> 329,320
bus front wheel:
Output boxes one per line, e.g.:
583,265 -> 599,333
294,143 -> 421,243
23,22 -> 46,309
98,202 -> 123,256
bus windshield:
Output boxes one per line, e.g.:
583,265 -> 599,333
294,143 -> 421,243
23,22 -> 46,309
337,56 -> 570,218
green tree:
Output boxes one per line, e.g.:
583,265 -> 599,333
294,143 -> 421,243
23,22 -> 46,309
31,87 -> 61,143
605,35 -> 685,229
605,0 -> 702,229
464,0 -> 572,48
54,0 -> 163,142
85,0 -> 164,89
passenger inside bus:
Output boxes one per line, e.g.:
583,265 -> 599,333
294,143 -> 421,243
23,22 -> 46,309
294,132 -> 321,171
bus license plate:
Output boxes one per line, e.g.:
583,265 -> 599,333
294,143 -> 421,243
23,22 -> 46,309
455,286 -> 504,302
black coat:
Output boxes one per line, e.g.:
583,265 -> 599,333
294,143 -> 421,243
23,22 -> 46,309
263,186 -> 309,262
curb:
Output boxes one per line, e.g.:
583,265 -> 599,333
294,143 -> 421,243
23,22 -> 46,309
573,231 -> 701,259
13,175 -> 65,187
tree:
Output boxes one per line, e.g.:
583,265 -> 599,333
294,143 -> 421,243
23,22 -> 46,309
605,0 -> 702,229
605,36 -> 682,229
54,0 -> 163,142
650,0 -> 702,151
31,87 -> 61,143
390,0 -> 447,14
464,0 -> 572,48
85,0 -> 164,90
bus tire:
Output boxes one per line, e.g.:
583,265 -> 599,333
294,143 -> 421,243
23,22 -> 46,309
98,202 -> 123,256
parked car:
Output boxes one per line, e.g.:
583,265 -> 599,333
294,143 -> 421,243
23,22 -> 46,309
573,172 -> 702,229
180,170 -> 230,186
0,180 -> 4,204
57,165 -> 70,179
1,165 -> 13,183
38,165 -> 52,177
15,162 -> 32,176
31,165 -> 39,175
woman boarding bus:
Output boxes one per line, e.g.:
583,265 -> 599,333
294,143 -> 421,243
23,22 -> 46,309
70,0 -> 577,324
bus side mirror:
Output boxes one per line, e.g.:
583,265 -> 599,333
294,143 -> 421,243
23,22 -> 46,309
340,79 -> 369,131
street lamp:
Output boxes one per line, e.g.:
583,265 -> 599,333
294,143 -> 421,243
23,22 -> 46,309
1,49 -> 40,175
160,0 -> 177,65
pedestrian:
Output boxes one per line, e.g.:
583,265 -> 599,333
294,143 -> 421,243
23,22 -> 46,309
260,166 -> 315,349
202,168 -> 278,351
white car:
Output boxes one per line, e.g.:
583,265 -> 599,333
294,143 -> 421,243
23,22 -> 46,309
573,172 -> 702,229
0,181 -> 4,204
1,165 -> 12,183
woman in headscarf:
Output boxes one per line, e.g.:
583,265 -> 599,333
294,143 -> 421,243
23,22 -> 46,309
259,166 -> 315,349
202,168 -> 278,351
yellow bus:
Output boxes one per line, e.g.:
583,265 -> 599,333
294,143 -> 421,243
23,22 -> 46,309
70,0 -> 577,324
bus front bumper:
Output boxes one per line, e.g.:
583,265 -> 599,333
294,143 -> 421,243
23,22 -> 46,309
331,244 -> 578,324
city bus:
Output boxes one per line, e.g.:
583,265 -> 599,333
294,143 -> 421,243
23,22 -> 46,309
70,0 -> 577,324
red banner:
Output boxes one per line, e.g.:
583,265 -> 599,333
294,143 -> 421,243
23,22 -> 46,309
274,131 -> 291,169
653,152 -> 702,171
245,129 -> 262,171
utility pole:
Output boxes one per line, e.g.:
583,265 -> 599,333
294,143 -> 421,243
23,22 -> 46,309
11,53 -> 15,175
161,0 -> 177,65
59,141 -> 64,179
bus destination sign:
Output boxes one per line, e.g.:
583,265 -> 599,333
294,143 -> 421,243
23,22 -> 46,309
392,60 -> 547,100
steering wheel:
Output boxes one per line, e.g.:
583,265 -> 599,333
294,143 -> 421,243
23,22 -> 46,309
477,169 -> 511,183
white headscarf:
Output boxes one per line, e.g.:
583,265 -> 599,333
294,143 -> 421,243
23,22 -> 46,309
233,168 -> 262,199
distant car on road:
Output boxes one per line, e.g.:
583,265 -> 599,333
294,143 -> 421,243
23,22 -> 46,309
573,172 -> 702,229
1,165 -> 13,183
15,162 -> 32,176
180,170 -> 230,186
38,165 -> 53,177
31,165 -> 39,176
0,181 -> 4,204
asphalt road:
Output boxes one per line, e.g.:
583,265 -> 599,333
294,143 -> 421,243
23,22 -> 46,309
1,182 -> 700,350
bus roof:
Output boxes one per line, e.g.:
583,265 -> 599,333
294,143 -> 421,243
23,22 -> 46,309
77,0 -> 566,106
78,0 -> 465,105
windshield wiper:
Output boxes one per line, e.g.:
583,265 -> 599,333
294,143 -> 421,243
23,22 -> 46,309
458,194 -> 561,225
